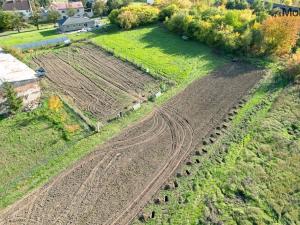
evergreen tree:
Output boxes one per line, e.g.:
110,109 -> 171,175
3,82 -> 23,114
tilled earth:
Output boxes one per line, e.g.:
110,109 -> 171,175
0,63 -> 263,225
30,43 -> 158,122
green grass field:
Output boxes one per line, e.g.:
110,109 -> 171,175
92,25 -> 227,84
0,99 -> 91,208
133,76 -> 300,225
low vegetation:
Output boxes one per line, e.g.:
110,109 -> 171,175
134,73 -> 300,225
0,96 -> 89,208
109,5 -> 159,29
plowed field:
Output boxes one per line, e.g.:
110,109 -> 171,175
30,43 -> 158,122
0,63 -> 263,225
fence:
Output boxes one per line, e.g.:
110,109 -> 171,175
14,36 -> 70,50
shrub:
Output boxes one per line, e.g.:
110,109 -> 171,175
284,51 -> 300,82
158,4 -> 179,21
109,5 -> 159,29
226,0 -> 249,10
3,82 -> 23,115
48,96 -> 63,112
118,10 -> 138,29
108,9 -> 120,25
259,16 -> 300,56
165,12 -> 193,35
107,0 -> 132,12
157,0 -> 192,9
165,8 -> 256,53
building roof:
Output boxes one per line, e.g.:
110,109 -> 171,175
51,2 -> 83,10
2,0 -> 31,11
58,16 -> 93,26
0,51 -> 37,86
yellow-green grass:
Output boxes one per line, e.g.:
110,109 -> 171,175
92,25 -> 228,84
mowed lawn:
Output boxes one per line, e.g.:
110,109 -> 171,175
92,25 -> 228,84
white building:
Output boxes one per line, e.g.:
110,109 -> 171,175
50,2 -> 85,19
0,48 -> 41,114
2,0 -> 32,20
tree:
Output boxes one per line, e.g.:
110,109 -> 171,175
93,0 -> 107,17
67,8 -> 76,17
259,16 -> 300,56
36,0 -> 51,7
0,10 -> 14,31
48,9 -> 60,26
12,12 -> 26,33
106,0 -> 132,12
30,10 -> 41,30
3,82 -> 23,115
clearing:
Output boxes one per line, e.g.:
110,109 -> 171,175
0,62 -> 263,225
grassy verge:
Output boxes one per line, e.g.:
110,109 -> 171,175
133,74 -> 300,225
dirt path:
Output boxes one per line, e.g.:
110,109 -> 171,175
0,63 -> 263,225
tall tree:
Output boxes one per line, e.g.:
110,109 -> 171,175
0,10 -> 14,31
47,9 -> 60,26
93,0 -> 107,17
12,12 -> 26,33
30,9 -> 41,30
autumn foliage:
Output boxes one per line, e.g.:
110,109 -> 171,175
259,16 -> 300,56
48,96 -> 63,112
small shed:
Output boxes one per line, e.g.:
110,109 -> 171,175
58,16 -> 95,33
0,48 -> 41,114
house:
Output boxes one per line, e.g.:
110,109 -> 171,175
0,48 -> 41,115
50,2 -> 85,19
58,16 -> 95,32
2,0 -> 32,20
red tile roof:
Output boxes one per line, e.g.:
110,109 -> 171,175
51,2 -> 84,10
3,0 -> 31,11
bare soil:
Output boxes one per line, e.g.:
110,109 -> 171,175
30,43 -> 158,122
0,63 -> 263,225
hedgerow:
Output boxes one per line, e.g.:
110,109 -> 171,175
109,5 -> 159,29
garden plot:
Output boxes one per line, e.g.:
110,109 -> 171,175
30,43 -> 158,122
